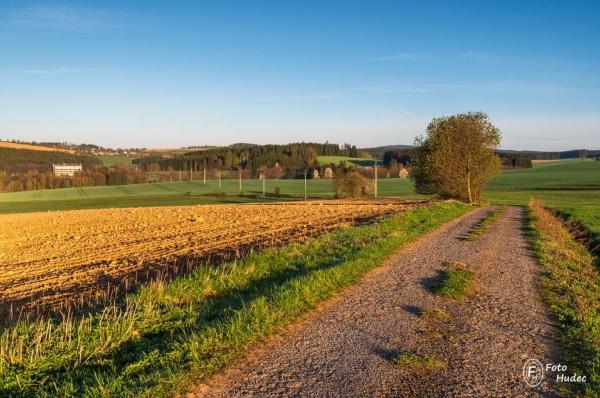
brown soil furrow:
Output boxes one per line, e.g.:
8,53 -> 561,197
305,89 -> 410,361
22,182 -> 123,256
0,200 -> 423,323
2,207 -> 370,265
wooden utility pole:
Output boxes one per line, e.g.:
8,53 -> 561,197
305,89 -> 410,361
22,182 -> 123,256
179,170 -> 182,182
203,169 -> 206,184
303,171 -> 308,201
374,159 -> 378,198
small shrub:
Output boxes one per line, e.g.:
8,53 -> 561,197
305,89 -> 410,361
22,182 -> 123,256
333,172 -> 374,198
332,177 -> 344,198
343,172 -> 364,198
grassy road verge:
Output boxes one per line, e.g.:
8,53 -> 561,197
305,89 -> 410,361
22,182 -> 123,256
527,199 -> 600,397
0,202 -> 470,397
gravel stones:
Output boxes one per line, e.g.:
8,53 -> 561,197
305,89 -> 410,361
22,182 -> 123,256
197,206 -> 560,397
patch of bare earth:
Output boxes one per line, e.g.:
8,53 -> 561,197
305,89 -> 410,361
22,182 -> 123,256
194,206 -> 560,397
0,200 -> 422,324
0,141 -> 74,153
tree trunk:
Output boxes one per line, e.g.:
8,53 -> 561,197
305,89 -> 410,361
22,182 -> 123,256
466,170 -> 473,205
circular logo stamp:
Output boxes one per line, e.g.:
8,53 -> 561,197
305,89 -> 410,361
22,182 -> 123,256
523,359 -> 544,387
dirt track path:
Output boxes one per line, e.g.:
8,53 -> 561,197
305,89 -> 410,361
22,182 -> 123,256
195,206 -> 560,397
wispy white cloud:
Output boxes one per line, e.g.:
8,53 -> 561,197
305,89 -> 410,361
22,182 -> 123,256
455,51 -> 581,69
488,80 -> 561,91
371,51 -> 576,71
371,53 -> 417,61
7,6 -> 129,33
17,67 -> 83,75
351,86 -> 392,93
400,85 -> 445,93
252,93 -> 342,102
346,79 -> 559,97
15,67 -> 115,75
394,80 -> 561,93
458,51 -> 520,63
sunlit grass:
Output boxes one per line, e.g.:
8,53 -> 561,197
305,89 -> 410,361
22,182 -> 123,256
465,206 -> 506,241
418,307 -> 451,321
432,262 -> 476,300
527,199 -> 600,397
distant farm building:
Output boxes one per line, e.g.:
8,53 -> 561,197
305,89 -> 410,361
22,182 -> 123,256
53,163 -> 82,176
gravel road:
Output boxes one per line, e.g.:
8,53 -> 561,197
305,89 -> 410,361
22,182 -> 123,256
194,206 -> 560,397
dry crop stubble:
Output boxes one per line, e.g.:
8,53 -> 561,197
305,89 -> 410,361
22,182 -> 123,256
0,200 -> 426,324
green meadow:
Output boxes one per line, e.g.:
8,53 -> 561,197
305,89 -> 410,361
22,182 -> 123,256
0,158 -> 598,239
0,177 -> 423,214
483,159 -> 600,240
317,155 -> 376,167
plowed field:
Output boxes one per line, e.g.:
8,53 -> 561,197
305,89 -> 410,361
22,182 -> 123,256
0,200 -> 425,323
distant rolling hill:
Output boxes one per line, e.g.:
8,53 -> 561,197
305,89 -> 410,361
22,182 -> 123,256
317,156 -> 376,167
0,141 -> 74,154
360,144 -> 415,159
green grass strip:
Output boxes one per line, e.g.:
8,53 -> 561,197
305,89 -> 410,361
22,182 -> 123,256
0,202 -> 471,397
432,262 -> 476,300
465,206 -> 506,241
527,199 -> 600,397
391,353 -> 445,369
419,307 -> 451,321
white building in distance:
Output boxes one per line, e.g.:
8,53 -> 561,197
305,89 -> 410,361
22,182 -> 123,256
53,163 -> 82,176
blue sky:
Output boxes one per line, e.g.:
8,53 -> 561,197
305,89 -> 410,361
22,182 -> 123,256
1,1 -> 599,150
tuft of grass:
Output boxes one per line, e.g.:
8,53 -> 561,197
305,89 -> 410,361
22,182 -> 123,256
527,199 -> 600,396
0,202 -> 471,397
465,206 -> 506,241
391,353 -> 445,370
432,262 -> 476,300
418,307 -> 451,321
422,331 -> 444,339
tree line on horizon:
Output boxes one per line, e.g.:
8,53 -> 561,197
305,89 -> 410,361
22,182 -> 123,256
0,148 -> 148,193
0,140 -> 547,194
518,149 -> 600,160
1,163 -> 149,193
0,147 -> 101,172
136,142 -> 533,179
135,142 -> 374,179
